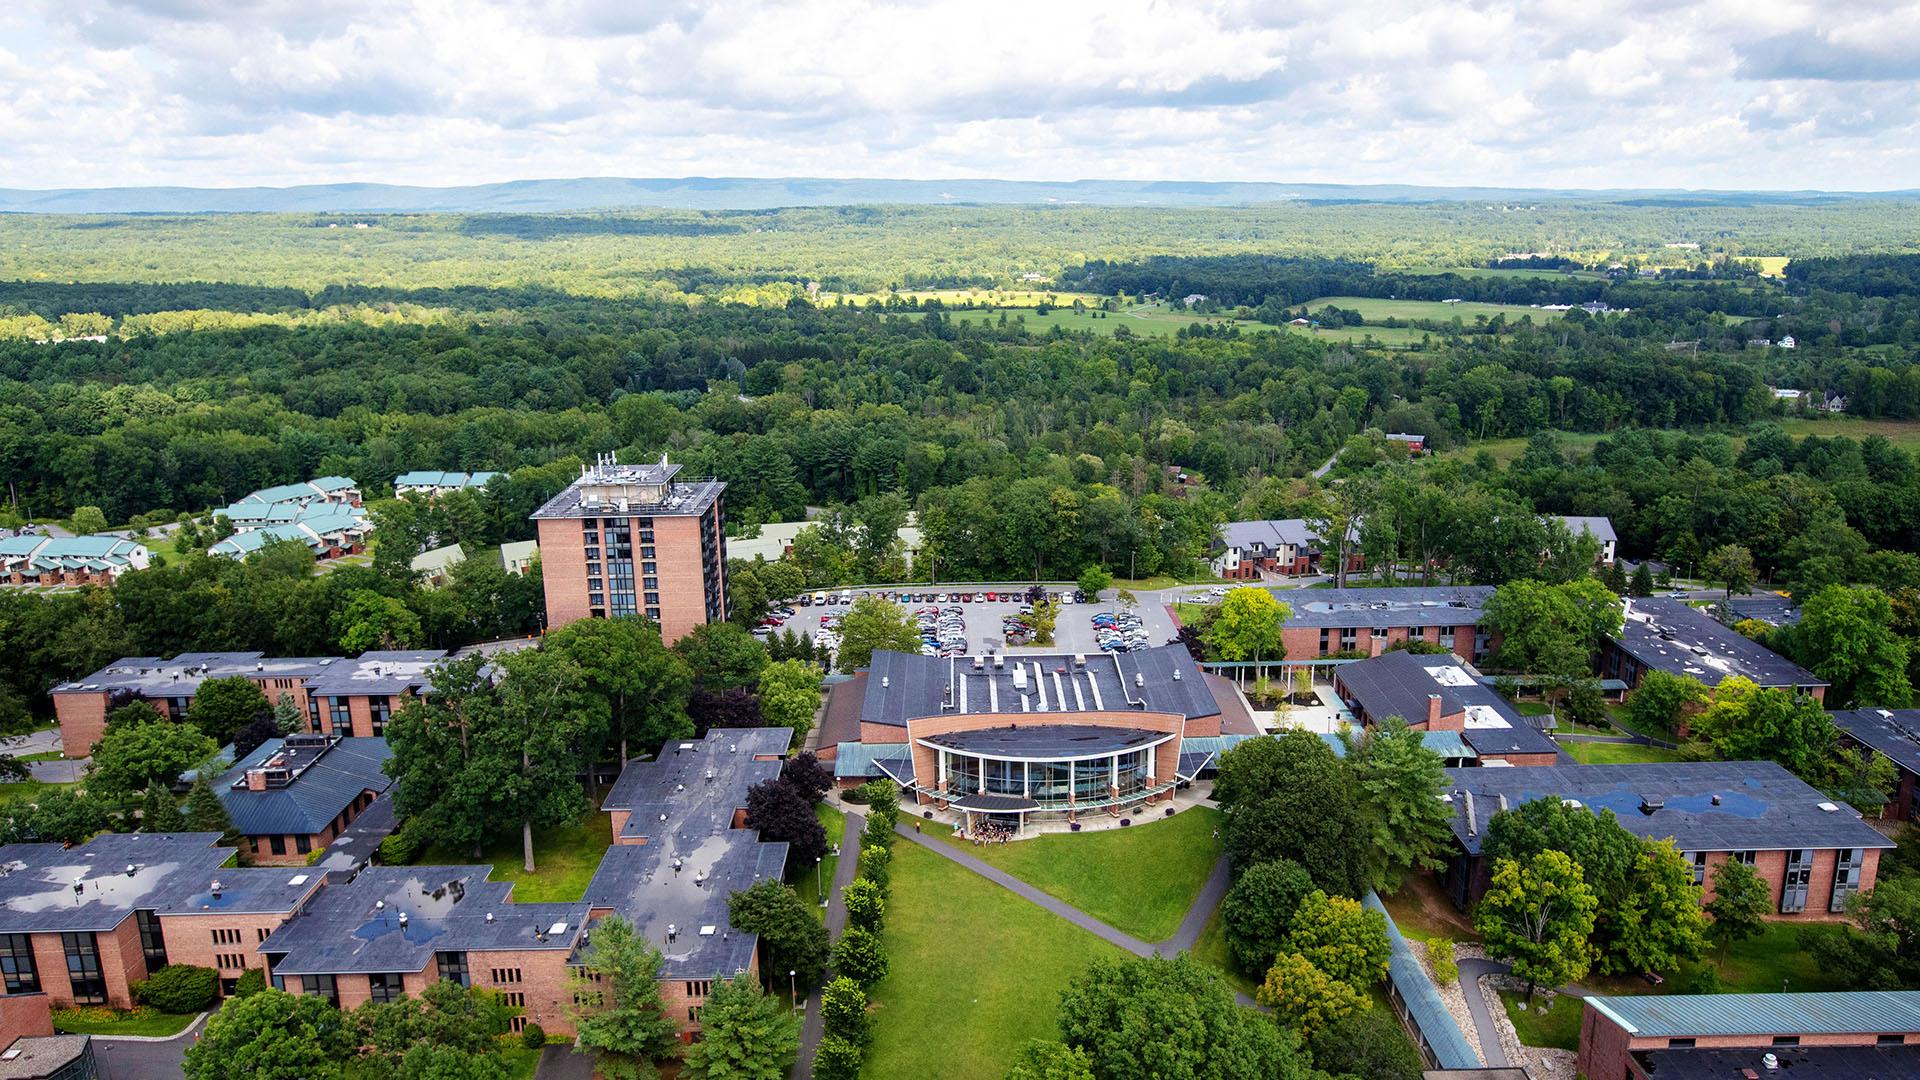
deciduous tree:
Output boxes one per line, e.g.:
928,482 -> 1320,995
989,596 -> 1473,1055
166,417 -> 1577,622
1255,951 -> 1368,1039
1219,857 -> 1315,975
1704,859 -> 1771,959
1056,954 -> 1308,1080
185,675 -> 269,746
1280,890 -> 1390,987
833,595 -> 921,673
728,879 -> 831,989
567,915 -> 681,1080
184,989 -> 353,1080
545,616 -> 694,762
88,717 -> 216,797
679,977 -> 798,1080
1215,731 -> 1367,896
1343,718 -> 1454,890
1474,850 -> 1598,1003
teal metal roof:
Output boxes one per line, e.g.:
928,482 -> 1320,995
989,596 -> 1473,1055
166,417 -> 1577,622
832,741 -> 913,780
1318,731 -> 1478,759
1586,991 -> 1920,1039
1365,891 -> 1481,1070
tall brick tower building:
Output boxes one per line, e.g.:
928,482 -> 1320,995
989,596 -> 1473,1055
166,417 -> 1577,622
531,454 -> 727,643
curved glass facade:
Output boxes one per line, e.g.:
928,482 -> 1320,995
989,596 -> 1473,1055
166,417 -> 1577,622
930,742 -> 1167,811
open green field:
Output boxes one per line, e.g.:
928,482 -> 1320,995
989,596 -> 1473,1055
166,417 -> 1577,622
937,806 -> 1222,941
864,839 -> 1125,1080
1304,296 -> 1566,323
419,800 -> 611,903
1287,323 -> 1431,347
1778,416 -> 1920,453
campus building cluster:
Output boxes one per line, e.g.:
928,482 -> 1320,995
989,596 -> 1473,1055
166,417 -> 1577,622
51,649 -> 451,754
0,534 -> 152,588
0,729 -> 793,1044
208,477 -> 371,562
393,470 -> 499,497
1602,597 -> 1829,702
533,454 -> 728,644
1278,586 -> 1495,661
1209,514 -> 1616,581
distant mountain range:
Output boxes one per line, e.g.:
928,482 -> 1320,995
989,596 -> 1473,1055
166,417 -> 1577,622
1,176 -> 1915,214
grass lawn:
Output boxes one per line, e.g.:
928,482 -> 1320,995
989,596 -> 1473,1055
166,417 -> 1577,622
1677,922 -> 1847,994
419,801 -> 611,903
52,1006 -> 199,1037
937,806 -> 1222,941
943,304 -> 1264,339
1565,740 -> 1687,765
1499,989 -> 1581,1050
1191,907 -> 1259,998
794,802 -> 846,919
1304,296 -> 1565,323
1284,323 -> 1431,348
1778,416 -> 1920,454
0,778 -> 77,803
1172,601 -> 1213,625
864,839 -> 1126,1080
1402,265 -> 1608,282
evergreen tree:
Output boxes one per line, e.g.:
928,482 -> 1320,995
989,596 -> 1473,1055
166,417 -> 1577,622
183,776 -> 241,848
679,977 -> 798,1080
567,915 -> 680,1080
140,785 -> 189,832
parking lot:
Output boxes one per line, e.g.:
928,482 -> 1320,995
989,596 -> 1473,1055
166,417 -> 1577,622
757,585 -> 1184,659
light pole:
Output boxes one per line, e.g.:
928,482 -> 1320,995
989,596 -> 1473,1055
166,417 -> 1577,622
789,970 -> 798,1015
816,855 -> 825,907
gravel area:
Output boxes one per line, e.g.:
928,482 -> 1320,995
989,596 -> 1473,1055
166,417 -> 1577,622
1408,936 -> 1486,1064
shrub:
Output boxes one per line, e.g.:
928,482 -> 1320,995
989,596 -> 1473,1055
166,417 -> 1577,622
134,964 -> 219,1014
813,1034 -> 862,1080
840,785 -> 871,805
842,877 -> 885,933
820,976 -> 869,1047
856,844 -> 891,894
233,968 -> 266,998
377,816 -> 428,864
1679,964 -> 1721,995
1427,937 -> 1457,984
832,926 -> 889,987
520,1022 -> 547,1049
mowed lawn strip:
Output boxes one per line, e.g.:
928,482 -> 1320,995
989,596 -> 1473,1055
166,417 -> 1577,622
796,802 -> 846,919
1565,741 -> 1687,765
936,805 -> 1222,941
864,839 -> 1126,1080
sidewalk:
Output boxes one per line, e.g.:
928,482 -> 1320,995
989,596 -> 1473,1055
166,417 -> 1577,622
793,808 -> 865,1079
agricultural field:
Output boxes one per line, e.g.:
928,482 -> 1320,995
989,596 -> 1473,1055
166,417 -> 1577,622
1303,295 -> 1567,323
940,302 -> 1262,338
1777,416 -> 1920,453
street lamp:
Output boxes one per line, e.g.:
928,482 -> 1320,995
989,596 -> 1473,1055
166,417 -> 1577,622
789,970 -> 798,1015
816,855 -> 825,907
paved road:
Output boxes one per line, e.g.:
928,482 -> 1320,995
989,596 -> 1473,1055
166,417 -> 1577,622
535,1044 -> 595,1080
91,1014 -> 206,1080
793,808 -> 866,1079
2,728 -> 63,756
1153,855 -> 1231,957
1310,453 -> 1339,479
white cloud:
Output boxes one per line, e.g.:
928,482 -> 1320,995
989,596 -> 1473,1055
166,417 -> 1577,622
0,0 -> 1916,190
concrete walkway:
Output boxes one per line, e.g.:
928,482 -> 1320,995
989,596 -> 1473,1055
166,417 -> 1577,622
91,1013 -> 207,1080
1154,855 -> 1231,957
793,808 -> 865,1079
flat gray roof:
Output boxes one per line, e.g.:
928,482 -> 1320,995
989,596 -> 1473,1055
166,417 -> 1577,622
305,650 -> 446,697
860,644 -> 1220,729
0,833 -> 272,933
1335,650 -> 1561,759
1280,586 -> 1494,630
53,653 -> 340,697
1613,598 -> 1825,689
530,468 -> 723,521
1831,708 -> 1920,778
261,866 -> 587,975
216,737 -> 393,837
1444,762 -> 1893,857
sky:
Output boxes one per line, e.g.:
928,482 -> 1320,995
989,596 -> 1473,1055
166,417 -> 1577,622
3,0 -> 1919,192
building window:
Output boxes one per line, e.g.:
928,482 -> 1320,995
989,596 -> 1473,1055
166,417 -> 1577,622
1782,849 -> 1814,913
1339,629 -> 1357,650
491,968 -> 523,984
1833,848 -> 1863,912
1372,626 -> 1388,639
437,951 -> 470,986
1733,851 -> 1757,865
503,991 -> 526,1007
509,1015 -> 528,1034
370,695 -> 391,736
301,974 -> 338,1006
296,835 -> 312,855
62,932 -> 106,1005
220,977 -> 238,997
1,933 -> 39,994
136,909 -> 169,969
684,979 -> 713,997
1318,629 -> 1330,653
1773,1036 -> 1800,1047
1408,626 -> 1424,640
368,972 -> 404,1003
270,836 -> 287,856
329,698 -> 351,734
1690,852 -> 1708,886
1668,1038 -> 1695,1049
1879,1034 -> 1906,1046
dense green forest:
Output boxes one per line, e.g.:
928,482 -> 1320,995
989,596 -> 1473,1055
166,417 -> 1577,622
3,201 -> 1920,727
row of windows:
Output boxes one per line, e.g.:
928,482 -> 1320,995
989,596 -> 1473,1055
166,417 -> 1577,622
1,933 -> 38,994
1689,848 -> 1864,913
491,967 -> 522,984
252,834 -> 314,856
684,979 -> 713,998
212,927 -> 246,945
215,952 -> 249,971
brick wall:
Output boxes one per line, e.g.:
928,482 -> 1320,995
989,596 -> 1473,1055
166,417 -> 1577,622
53,692 -> 110,756
537,519 -> 591,629
654,515 -> 714,647
1281,624 -> 1477,662
471,948 -> 579,1036
159,911 -> 299,980
94,919 -> 149,1010
1578,1001 -> 1632,1080
0,992 -> 53,1039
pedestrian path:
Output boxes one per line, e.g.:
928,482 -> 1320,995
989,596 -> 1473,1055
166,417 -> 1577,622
791,808 -> 865,1080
